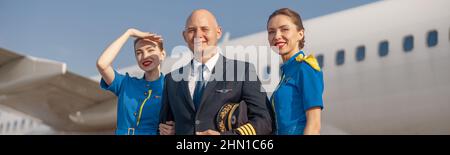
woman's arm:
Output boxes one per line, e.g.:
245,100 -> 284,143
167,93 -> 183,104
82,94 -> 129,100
304,107 -> 321,135
96,28 -> 159,85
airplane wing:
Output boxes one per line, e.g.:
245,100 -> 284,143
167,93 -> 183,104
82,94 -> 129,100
0,47 -> 117,132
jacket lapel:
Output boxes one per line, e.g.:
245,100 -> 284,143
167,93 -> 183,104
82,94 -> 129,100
199,55 -> 226,109
176,64 -> 195,111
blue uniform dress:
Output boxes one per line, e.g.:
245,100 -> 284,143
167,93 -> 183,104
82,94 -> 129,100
100,70 -> 164,135
270,51 -> 324,135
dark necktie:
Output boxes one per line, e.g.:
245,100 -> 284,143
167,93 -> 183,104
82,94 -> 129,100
193,64 -> 206,110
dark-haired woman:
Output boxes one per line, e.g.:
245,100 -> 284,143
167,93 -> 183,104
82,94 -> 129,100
267,8 -> 324,135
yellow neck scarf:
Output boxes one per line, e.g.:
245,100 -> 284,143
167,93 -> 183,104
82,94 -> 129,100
295,53 -> 321,72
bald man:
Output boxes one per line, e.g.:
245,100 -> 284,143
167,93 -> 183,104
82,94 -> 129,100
159,9 -> 273,135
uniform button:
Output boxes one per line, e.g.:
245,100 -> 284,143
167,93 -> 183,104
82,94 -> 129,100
195,120 -> 200,125
144,92 -> 148,96
134,112 -> 137,116
146,84 -> 150,87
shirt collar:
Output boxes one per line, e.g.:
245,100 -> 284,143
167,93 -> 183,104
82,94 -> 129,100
281,50 -> 305,71
141,72 -> 164,85
192,51 -> 220,73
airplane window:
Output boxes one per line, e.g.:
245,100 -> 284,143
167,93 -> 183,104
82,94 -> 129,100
316,54 -> 324,68
6,122 -> 10,132
379,40 -> 389,57
336,50 -> 345,66
427,30 -> 438,47
263,65 -> 271,80
403,35 -> 414,52
13,121 -> 17,130
356,45 -> 365,62
21,119 -> 26,130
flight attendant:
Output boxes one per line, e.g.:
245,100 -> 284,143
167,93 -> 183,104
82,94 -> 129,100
97,28 -> 166,135
267,8 -> 324,135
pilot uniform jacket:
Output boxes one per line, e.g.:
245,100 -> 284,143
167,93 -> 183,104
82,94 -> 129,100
160,55 -> 273,135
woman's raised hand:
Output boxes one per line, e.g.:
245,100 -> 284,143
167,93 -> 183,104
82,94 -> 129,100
127,28 -> 163,42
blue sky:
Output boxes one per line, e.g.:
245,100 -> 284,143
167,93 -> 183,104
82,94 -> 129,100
0,0 -> 378,77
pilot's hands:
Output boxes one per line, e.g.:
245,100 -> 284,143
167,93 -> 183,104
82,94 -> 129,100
126,28 -> 163,42
159,121 -> 175,135
196,129 -> 221,135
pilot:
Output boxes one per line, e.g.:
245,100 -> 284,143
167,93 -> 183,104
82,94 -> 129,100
97,28 -> 166,135
158,9 -> 273,135
267,8 -> 324,135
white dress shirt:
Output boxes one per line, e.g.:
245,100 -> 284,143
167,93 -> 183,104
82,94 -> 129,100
188,52 -> 220,99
